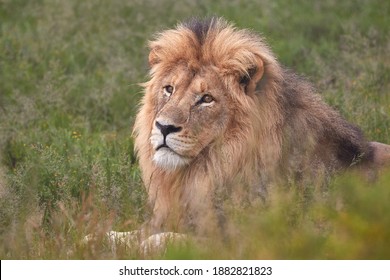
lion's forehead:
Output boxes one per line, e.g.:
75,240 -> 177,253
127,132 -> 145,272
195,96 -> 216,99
168,66 -> 224,95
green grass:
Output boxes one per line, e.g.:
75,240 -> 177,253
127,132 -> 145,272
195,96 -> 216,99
0,0 -> 389,259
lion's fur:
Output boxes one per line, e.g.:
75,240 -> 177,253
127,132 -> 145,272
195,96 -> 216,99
133,18 -> 389,236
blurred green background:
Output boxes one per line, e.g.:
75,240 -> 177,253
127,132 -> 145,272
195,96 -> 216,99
0,0 -> 389,259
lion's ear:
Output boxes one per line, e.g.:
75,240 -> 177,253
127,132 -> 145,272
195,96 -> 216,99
239,56 -> 264,95
148,48 -> 160,66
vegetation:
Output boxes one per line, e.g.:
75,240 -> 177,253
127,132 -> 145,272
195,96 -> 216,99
0,0 -> 389,259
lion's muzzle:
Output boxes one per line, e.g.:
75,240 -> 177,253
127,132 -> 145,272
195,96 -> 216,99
150,119 -> 193,170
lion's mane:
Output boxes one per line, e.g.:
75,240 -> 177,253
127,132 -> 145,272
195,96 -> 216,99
133,18 -> 379,235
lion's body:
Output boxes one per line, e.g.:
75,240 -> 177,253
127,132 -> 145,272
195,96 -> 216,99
133,18 -> 389,236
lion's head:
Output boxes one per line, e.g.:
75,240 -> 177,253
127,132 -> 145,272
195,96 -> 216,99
135,18 -> 282,173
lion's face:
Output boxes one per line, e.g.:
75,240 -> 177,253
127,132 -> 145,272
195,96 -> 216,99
150,65 -> 233,170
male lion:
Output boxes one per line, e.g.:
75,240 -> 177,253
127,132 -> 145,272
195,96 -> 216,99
133,17 -> 390,240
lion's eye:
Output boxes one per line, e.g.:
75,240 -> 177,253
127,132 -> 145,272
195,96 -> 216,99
163,85 -> 174,97
200,94 -> 214,104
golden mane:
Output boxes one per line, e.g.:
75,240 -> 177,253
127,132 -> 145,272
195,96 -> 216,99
133,17 -> 390,236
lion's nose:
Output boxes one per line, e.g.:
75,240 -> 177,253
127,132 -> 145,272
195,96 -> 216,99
155,121 -> 182,137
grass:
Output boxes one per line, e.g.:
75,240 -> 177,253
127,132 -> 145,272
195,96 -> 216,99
0,0 -> 389,259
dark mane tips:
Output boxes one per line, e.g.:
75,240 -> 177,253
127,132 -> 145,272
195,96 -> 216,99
181,17 -> 225,44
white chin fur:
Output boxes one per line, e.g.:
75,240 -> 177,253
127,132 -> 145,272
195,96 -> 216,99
153,148 -> 190,170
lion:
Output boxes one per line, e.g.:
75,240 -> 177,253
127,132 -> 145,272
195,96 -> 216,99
132,17 -> 390,240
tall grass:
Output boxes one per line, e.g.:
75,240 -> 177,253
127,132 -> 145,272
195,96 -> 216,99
0,0 -> 389,259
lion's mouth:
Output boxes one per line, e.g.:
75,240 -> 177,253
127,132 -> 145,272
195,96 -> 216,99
156,143 -> 169,151
151,132 -> 193,169
156,144 -> 183,157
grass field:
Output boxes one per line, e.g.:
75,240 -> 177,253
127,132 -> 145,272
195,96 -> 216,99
0,0 -> 389,259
